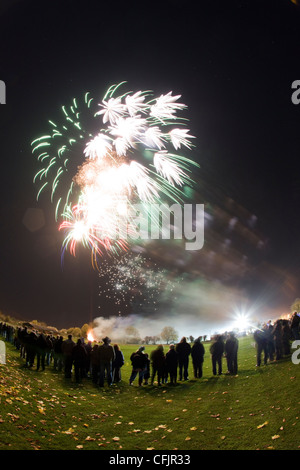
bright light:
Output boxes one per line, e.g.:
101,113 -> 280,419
87,330 -> 95,342
72,220 -> 89,241
231,312 -> 251,331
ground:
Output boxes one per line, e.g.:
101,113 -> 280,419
0,336 -> 299,451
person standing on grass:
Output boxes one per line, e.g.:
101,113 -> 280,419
53,335 -> 64,371
191,337 -> 205,378
165,344 -> 178,384
62,334 -> 75,378
210,334 -> 224,375
112,344 -> 124,383
143,351 -> 150,385
72,338 -> 88,383
98,336 -> 115,387
272,320 -> 283,361
264,322 -> 275,362
150,344 -> 166,386
45,335 -> 53,366
26,330 -> 38,368
129,346 -> 148,386
254,327 -> 268,366
282,319 -> 291,356
225,332 -> 239,375
291,312 -> 300,340
36,333 -> 48,371
176,337 -> 191,381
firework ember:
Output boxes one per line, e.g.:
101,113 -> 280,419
32,82 -> 198,262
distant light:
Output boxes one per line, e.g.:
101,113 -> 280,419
231,312 -> 251,331
87,330 -> 95,342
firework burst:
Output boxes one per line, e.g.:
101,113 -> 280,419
32,82 -> 198,263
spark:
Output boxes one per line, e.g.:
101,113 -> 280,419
32,82 -> 199,263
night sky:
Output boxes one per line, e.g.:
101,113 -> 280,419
1,0 -> 300,331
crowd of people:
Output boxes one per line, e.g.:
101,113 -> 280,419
253,312 -> 300,366
128,336 -> 207,387
0,311 -> 299,387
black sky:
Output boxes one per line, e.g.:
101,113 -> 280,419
0,0 -> 300,329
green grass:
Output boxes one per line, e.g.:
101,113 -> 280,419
0,337 -> 299,450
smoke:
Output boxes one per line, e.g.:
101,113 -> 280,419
92,277 -> 258,342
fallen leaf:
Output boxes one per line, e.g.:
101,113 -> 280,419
257,421 -> 268,429
62,428 -> 74,434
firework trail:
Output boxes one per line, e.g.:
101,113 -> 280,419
32,82 -> 198,263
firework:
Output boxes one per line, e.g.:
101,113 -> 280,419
32,82 -> 198,261
97,252 -> 179,315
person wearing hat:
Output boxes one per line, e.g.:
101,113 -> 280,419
98,336 -> 115,387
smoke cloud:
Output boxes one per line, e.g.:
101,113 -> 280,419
92,277 -> 265,342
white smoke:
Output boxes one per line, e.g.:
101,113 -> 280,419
92,278 -> 261,342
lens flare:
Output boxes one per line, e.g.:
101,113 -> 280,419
232,312 -> 251,331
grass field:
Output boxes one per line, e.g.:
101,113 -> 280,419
0,336 -> 299,451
